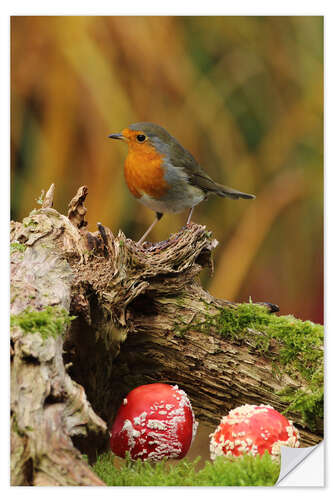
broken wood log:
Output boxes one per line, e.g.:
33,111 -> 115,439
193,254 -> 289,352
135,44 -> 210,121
10,185 -> 323,485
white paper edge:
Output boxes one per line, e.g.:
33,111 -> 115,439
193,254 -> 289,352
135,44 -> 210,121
276,441 -> 324,486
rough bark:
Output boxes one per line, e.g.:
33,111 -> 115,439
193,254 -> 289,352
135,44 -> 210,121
10,185 -> 323,485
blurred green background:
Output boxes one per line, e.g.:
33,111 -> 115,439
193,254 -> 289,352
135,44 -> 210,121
11,16 -> 323,323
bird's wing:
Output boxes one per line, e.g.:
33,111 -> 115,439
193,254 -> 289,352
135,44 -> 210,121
169,141 -> 218,191
170,142 -> 255,200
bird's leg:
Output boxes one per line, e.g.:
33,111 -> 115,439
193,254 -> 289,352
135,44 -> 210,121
137,212 -> 163,245
186,207 -> 194,225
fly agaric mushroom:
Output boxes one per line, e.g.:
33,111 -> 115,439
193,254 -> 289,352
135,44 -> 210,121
110,383 -> 198,461
210,404 -> 300,461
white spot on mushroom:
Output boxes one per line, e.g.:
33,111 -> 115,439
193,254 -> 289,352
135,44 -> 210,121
121,419 -> 141,450
133,411 -> 147,426
147,419 -> 167,430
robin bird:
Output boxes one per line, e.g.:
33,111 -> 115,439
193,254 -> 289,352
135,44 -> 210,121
109,122 -> 255,244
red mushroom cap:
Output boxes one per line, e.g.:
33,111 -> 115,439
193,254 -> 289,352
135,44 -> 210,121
210,404 -> 300,460
110,383 -> 198,461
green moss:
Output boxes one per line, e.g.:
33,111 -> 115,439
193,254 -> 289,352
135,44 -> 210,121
176,303 -> 323,428
278,375 -> 324,428
23,219 -> 38,228
10,242 -> 27,253
11,414 -> 25,437
174,328 -> 186,338
92,451 -> 280,486
10,306 -> 75,340
36,189 -> 45,205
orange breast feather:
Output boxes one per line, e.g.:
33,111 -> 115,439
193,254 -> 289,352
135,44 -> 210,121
124,145 -> 169,199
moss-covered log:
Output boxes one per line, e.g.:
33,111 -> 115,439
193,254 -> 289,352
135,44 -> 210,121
10,186 -> 106,486
10,185 -> 323,485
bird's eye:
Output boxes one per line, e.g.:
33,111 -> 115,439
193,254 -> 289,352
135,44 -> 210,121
136,134 -> 146,142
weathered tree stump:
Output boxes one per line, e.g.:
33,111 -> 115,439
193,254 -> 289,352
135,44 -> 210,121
10,185 -> 323,485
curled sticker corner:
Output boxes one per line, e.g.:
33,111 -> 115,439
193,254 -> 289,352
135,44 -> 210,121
276,441 -> 323,486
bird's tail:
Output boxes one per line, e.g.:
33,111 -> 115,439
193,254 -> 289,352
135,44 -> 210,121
215,183 -> 256,200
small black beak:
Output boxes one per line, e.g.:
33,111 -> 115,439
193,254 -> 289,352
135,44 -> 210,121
108,133 -> 125,140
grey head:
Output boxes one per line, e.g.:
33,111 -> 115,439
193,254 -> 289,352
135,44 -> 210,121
128,122 -> 198,165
